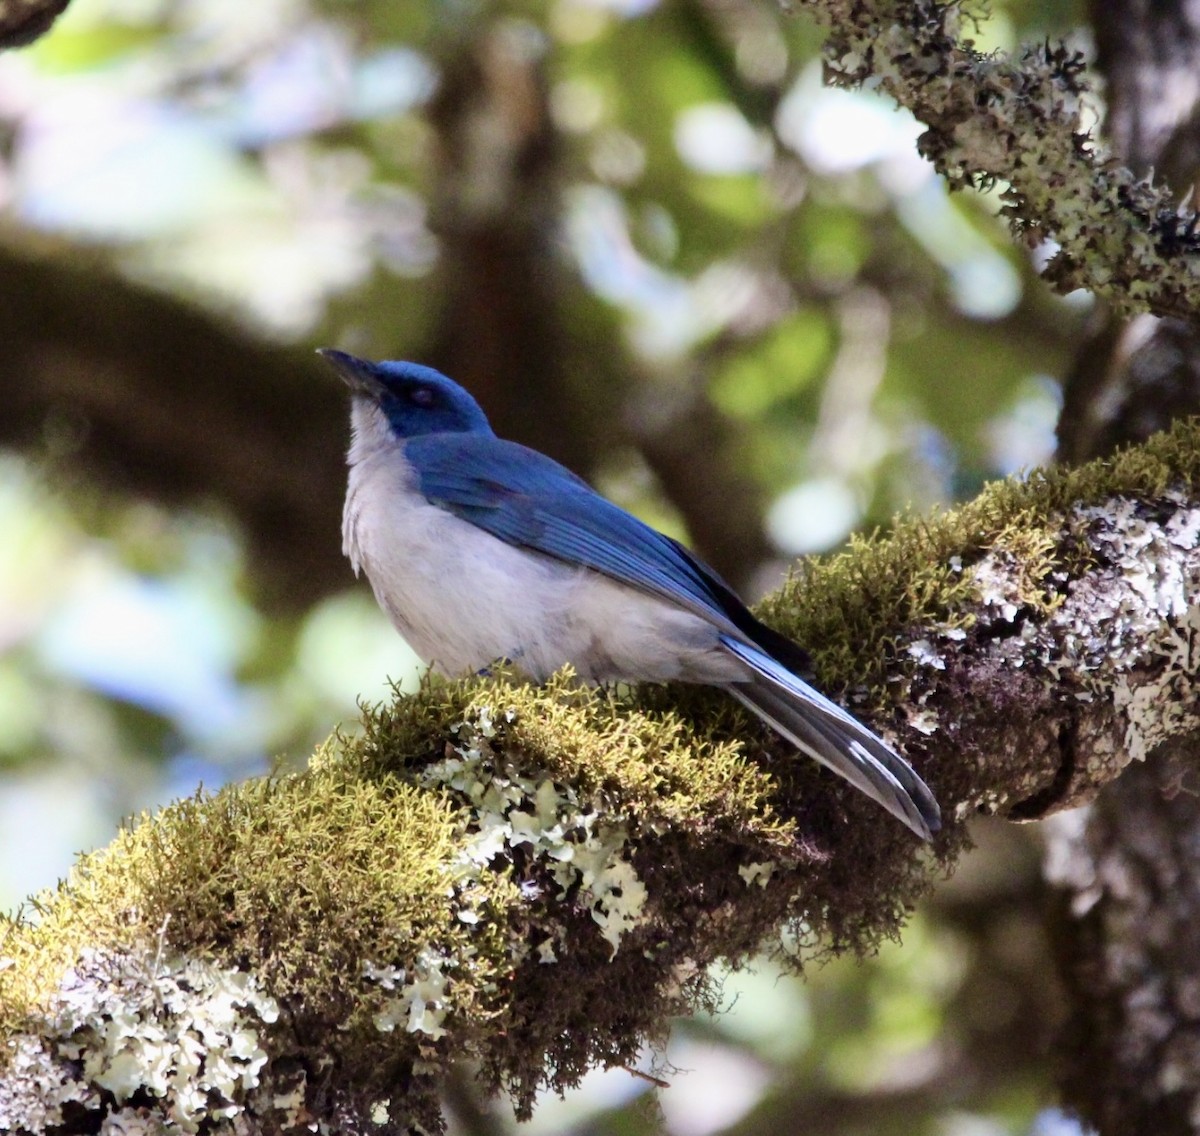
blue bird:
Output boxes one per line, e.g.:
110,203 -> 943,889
319,349 -> 941,840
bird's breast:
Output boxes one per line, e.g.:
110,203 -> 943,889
343,448 -> 746,684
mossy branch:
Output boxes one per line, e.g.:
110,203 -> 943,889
793,0 -> 1200,321
7,420 -> 1200,1133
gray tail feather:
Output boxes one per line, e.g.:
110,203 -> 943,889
722,637 -> 941,840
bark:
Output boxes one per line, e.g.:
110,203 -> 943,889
1047,754 -> 1200,1136
1059,0 -> 1200,467
1091,0 -> 1200,190
0,0 -> 69,48
1047,6 -> 1200,1134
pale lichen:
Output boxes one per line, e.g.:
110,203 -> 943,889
738,862 -> 776,888
795,0 -> 1200,319
420,710 -> 651,957
901,489 -> 1200,814
365,950 -> 453,1039
0,948 -> 279,1134
906,639 -> 946,670
1060,496 -> 1200,765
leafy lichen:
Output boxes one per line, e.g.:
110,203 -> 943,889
799,0 -> 1200,320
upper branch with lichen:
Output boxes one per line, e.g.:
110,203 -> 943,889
795,0 -> 1200,320
6,419 -> 1200,1134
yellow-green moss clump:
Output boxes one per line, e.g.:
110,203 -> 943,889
2,764 -> 514,1035
759,416 -> 1200,696
0,754 -> 520,1129
342,669 -> 794,842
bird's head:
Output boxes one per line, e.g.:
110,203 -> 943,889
318,349 -> 494,439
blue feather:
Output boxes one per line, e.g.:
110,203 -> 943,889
405,433 -> 739,629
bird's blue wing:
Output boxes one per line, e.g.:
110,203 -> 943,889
406,434 -> 938,838
404,433 -> 743,630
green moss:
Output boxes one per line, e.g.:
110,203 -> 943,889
0,833 -> 149,1036
758,417 -> 1200,696
345,670 -> 795,846
0,762 -> 518,1073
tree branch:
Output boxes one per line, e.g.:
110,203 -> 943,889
0,0 -> 69,48
6,419 -> 1200,1132
793,0 -> 1200,321
1046,7 -> 1200,1130
0,238 -> 350,611
1046,754 -> 1200,1135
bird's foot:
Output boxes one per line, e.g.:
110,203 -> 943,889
476,651 -> 524,678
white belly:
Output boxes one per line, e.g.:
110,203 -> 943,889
343,448 -> 745,685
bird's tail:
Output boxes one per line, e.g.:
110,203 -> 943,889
721,636 -> 941,841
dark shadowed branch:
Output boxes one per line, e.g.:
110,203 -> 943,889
1045,5 -> 1200,1133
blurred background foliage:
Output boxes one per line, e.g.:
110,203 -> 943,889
0,0 -> 1099,1132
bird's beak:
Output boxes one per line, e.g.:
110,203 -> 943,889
316,348 -> 386,399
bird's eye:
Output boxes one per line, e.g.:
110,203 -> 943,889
410,386 -> 437,408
